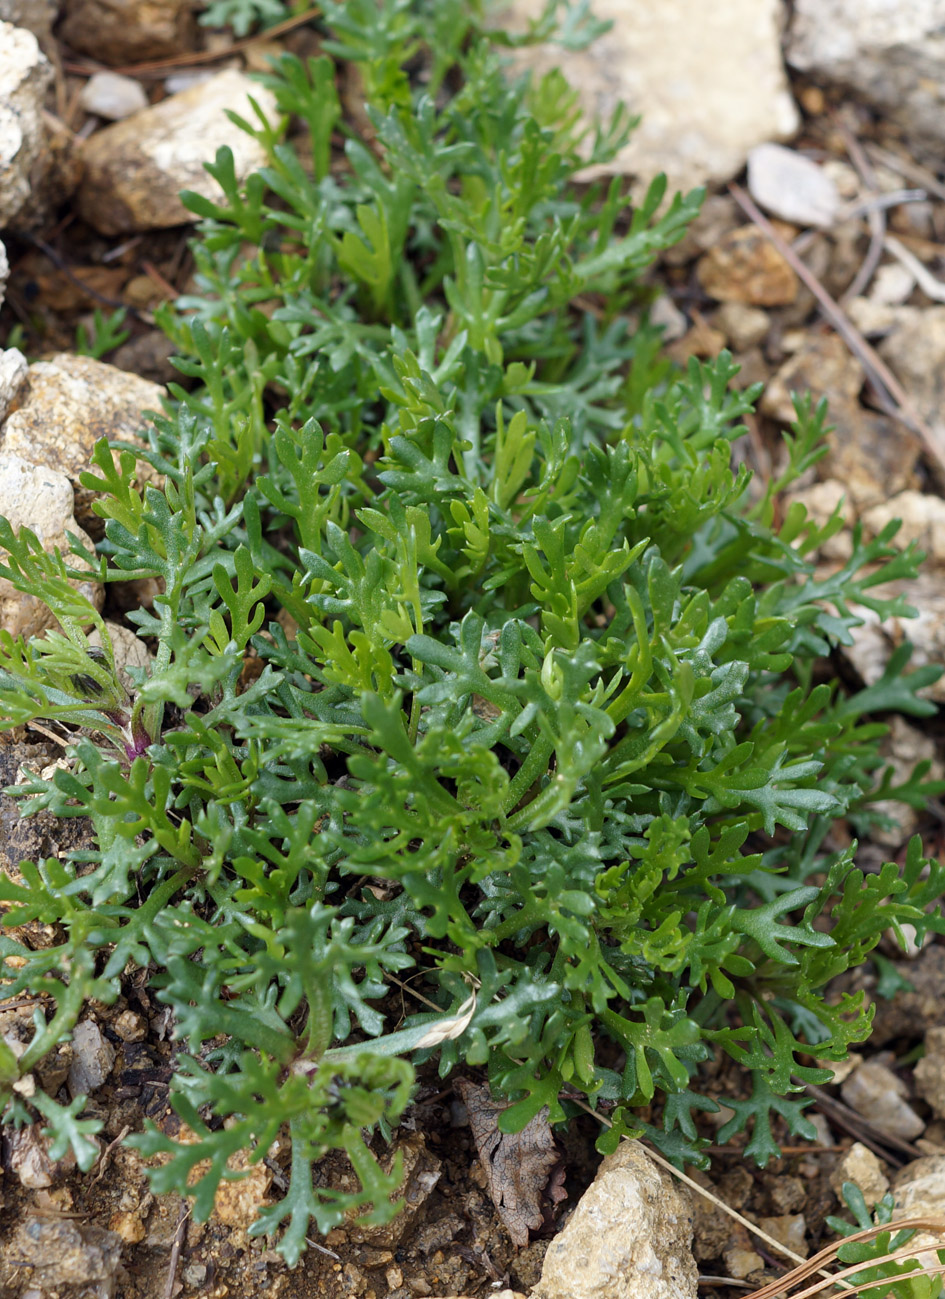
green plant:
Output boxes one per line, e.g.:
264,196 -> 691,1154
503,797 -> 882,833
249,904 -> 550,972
1,0 -> 944,1264
198,0 -> 294,38
821,1182 -> 945,1298
75,307 -> 130,360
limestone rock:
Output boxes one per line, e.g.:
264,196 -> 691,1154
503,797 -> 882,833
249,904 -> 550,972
915,1028 -> 945,1121
867,715 -> 945,849
533,1140 -> 696,1299
891,1154 -> 945,1268
88,620 -> 152,692
783,479 -> 853,563
715,302 -> 769,352
761,333 -> 862,423
6,1124 -> 76,1189
0,347 -> 27,424
787,1 -> 945,151
59,0 -> 193,65
346,1136 -> 442,1248
697,227 -> 797,306
0,453 -> 102,638
77,68 -> 279,235
879,307 -> 945,445
747,143 -> 841,228
841,1061 -> 924,1142
0,352 -> 164,536
0,0 -> 57,37
757,1214 -> 807,1259
861,491 -> 945,568
213,1147 -> 274,1228
67,1019 -> 116,1098
842,573 -> 945,705
0,21 -> 53,228
495,0 -> 797,194
79,70 -> 148,120
830,1142 -> 890,1206
762,333 -> 919,506
8,1218 -> 123,1291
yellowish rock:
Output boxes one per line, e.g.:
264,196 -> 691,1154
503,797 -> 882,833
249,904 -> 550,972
0,352 -> 163,535
78,69 -> 279,235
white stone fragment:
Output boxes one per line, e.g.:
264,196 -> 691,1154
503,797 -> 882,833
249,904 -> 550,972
79,70 -> 148,121
747,143 -> 841,228
0,21 -> 53,228
787,1 -> 945,148
495,0 -> 798,195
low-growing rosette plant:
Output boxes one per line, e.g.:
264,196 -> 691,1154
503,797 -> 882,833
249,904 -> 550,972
1,0 -> 944,1263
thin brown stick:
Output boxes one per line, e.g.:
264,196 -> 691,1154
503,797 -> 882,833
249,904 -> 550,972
162,1200 -> 189,1299
835,112 -> 885,303
865,142 -> 945,205
63,5 -> 322,79
746,1224 -> 945,1299
729,183 -> 945,477
802,1083 -> 919,1164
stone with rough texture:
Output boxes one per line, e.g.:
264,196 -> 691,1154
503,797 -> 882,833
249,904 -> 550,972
0,453 -> 102,639
879,307 -> 945,450
842,574 -> 945,706
0,352 -> 164,535
747,143 -> 841,228
0,347 -> 28,424
757,1215 -> 807,1259
496,0 -> 797,195
842,1061 -> 925,1142
862,491 -> 945,568
830,1142 -> 890,1205
787,2 -> 945,150
8,1218 -> 123,1292
891,1154 -> 945,1268
67,1019 -> 116,1098
914,1028 -> 945,1121
869,715 -> 945,848
0,22 -> 53,228
533,1140 -> 696,1299
0,0 -> 57,36
697,227 -> 797,306
79,70 -> 148,120
77,69 -> 279,235
59,0 -> 193,65
715,302 -> 769,352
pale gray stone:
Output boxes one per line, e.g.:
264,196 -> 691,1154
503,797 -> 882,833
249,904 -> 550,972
79,71 -> 148,121
67,1019 -> 116,1098
533,1140 -> 697,1299
747,143 -> 840,228
494,0 -> 798,194
787,1 -> 945,149
842,1061 -> 925,1142
0,452 -> 103,638
0,22 -> 53,228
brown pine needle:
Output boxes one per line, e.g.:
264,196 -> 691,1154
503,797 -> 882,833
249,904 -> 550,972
729,182 -> 945,480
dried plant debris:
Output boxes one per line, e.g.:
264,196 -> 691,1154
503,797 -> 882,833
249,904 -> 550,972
456,1080 -> 563,1248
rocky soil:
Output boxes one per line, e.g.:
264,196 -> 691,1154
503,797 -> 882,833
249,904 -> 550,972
5,2 -> 945,1297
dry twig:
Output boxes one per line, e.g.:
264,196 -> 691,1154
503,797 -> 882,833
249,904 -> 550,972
63,6 -> 322,79
729,183 -> 945,477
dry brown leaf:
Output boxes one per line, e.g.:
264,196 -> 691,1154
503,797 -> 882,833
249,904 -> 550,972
455,1079 -> 560,1247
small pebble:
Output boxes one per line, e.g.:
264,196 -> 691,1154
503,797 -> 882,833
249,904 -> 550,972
747,142 -> 840,228
79,71 -> 147,121
842,1060 -> 925,1141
